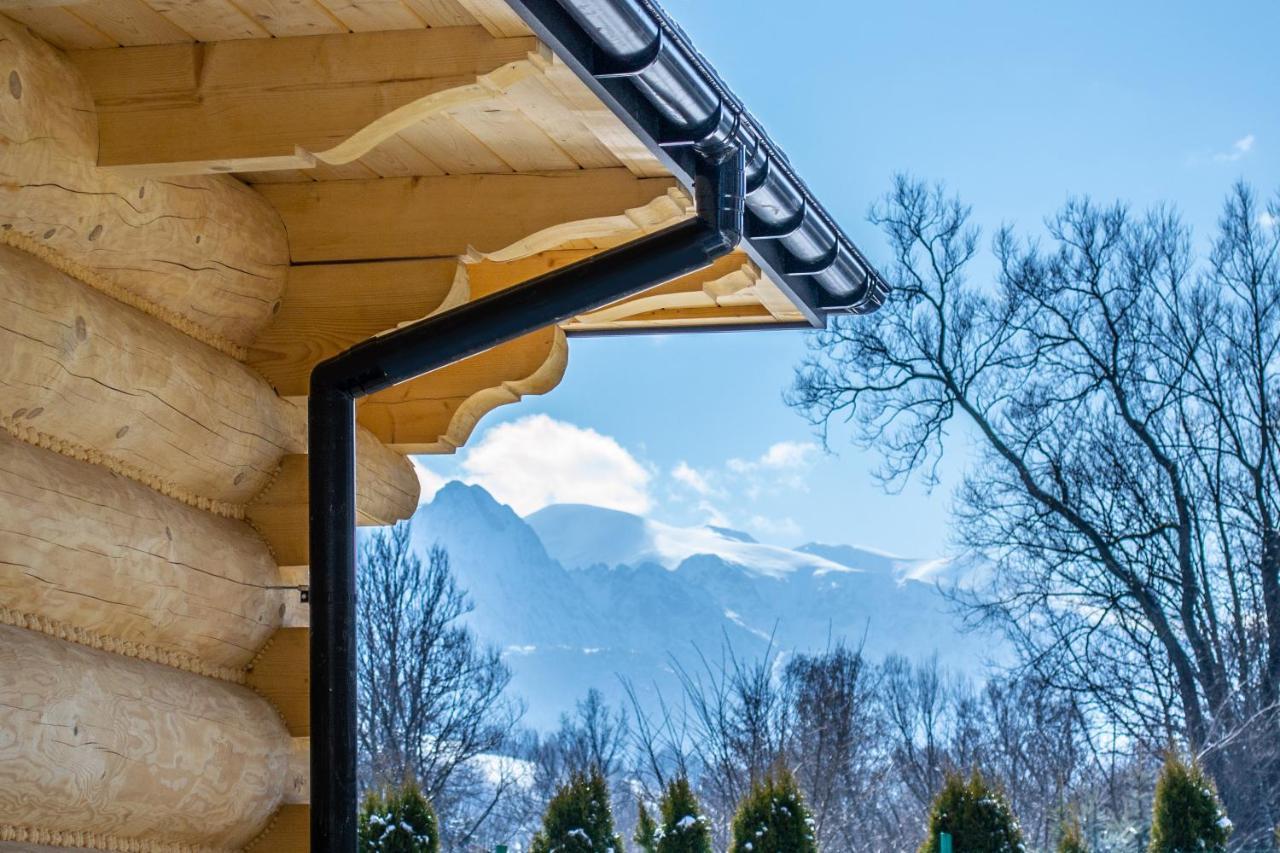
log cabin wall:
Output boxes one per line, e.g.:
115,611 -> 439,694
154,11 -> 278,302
0,1 -> 816,848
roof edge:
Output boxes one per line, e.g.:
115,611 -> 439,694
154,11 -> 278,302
503,0 -> 889,323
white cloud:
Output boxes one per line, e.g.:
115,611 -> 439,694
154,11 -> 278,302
1260,210 -> 1279,229
746,514 -> 803,540
458,414 -> 652,515
1214,133 -> 1255,162
411,457 -> 447,505
671,461 -> 714,496
726,440 -> 819,495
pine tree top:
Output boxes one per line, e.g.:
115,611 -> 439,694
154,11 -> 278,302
729,768 -> 817,853
1056,813 -> 1088,853
1148,752 -> 1231,853
531,770 -> 622,853
358,780 -> 439,853
919,770 -> 1025,853
656,776 -> 712,853
634,801 -> 659,853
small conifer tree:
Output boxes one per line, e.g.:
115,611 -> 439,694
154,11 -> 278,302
530,770 -> 621,853
1057,812 -> 1088,853
1147,752 -> 1230,853
729,768 -> 817,853
656,776 -> 712,853
357,780 -> 439,853
634,801 -> 659,853
919,771 -> 1024,853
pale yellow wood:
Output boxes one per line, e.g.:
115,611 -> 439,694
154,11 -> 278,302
0,244 -> 419,521
314,0 -> 423,31
0,17 -> 290,349
447,96 -> 579,171
257,170 -> 678,262
67,27 -> 539,175
0,625 -> 292,850
286,737 -> 311,804
234,0 -> 344,36
0,433 -> 283,675
453,0 -> 529,37
248,259 -> 463,395
246,627 -> 310,736
0,0 -> 85,9
1,6 -> 115,47
359,326 -> 568,452
246,428 -> 419,566
533,52 -> 669,178
246,804 -> 309,852
487,70 -> 619,169
67,0 -> 191,45
145,0 -> 268,40
399,0 -> 470,26
397,113 -> 513,174
359,134 -> 446,177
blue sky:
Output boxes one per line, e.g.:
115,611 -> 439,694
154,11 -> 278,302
417,0 -> 1280,559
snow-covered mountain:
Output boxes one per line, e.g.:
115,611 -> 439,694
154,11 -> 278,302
404,481 -> 1000,729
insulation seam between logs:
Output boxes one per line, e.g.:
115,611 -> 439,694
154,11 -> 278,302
0,823 -> 233,853
0,415 -> 246,520
0,229 -> 250,361
0,604 -> 247,684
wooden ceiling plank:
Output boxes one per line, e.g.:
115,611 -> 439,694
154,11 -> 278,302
68,0 -> 191,44
313,0 -> 423,31
451,0 -> 528,37
535,53 -> 668,178
256,169 -> 678,262
233,0 -> 346,37
493,71 -> 620,169
359,133 -> 447,177
144,0 -> 268,40
398,113 -> 513,174
248,258 -> 461,395
2,5 -> 116,47
447,97 -> 580,171
67,26 -> 538,175
400,0 -> 471,27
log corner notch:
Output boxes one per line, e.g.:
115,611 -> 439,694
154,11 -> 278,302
64,26 -> 543,177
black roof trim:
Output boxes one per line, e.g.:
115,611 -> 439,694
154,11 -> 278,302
503,0 -> 889,325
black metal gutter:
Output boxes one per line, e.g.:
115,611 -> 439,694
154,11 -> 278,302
503,0 -> 890,325
309,149 -> 746,850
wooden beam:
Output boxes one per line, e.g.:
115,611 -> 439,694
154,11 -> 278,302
0,433 -> 282,677
247,627 -> 310,736
0,626 -> 292,850
0,16 -> 288,350
248,259 -> 463,396
247,804 -> 309,852
257,170 -> 681,262
66,27 -> 540,175
360,326 -> 568,453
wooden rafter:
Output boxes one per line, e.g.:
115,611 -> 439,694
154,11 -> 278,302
66,27 -> 540,175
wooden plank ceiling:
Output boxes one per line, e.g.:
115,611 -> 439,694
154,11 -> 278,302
3,0 -> 808,330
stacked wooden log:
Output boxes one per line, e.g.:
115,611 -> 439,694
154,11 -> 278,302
0,18 -> 418,852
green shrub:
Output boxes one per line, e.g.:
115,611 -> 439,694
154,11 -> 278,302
656,777 -> 712,853
1148,752 -> 1230,853
1057,812 -> 1088,853
357,780 -> 439,853
530,770 -> 621,853
634,801 -> 659,853
919,771 -> 1024,853
729,768 -> 816,853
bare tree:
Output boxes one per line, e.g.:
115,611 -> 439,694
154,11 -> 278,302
356,523 -> 523,846
790,177 -> 1280,842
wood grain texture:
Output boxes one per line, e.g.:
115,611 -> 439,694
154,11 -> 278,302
246,627 -> 309,735
0,244 -> 419,522
258,170 -> 679,262
360,326 -> 567,453
68,27 -> 539,174
0,625 -> 292,850
0,17 -> 288,350
247,258 -> 463,396
245,804 -> 309,852
0,432 -> 283,676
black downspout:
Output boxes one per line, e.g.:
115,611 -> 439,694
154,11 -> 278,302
308,146 -> 745,851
